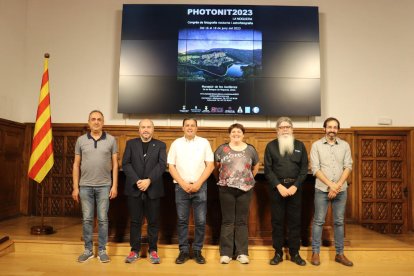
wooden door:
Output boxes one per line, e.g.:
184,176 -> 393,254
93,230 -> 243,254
358,135 -> 408,233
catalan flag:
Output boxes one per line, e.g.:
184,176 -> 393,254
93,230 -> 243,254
28,54 -> 54,183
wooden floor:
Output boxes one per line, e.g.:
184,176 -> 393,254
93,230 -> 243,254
1,216 -> 414,275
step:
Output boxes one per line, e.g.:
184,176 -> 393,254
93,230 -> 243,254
12,237 -> 340,261
0,235 -> 14,257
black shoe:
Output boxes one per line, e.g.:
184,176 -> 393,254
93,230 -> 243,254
291,254 -> 306,266
193,250 -> 206,264
269,253 -> 283,265
175,251 -> 189,264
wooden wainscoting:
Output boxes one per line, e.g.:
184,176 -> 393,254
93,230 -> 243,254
0,118 -> 26,220
2,122 -> 410,244
22,124 -> 357,245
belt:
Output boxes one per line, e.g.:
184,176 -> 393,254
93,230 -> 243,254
279,178 -> 296,184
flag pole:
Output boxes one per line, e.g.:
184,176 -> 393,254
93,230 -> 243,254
30,53 -> 54,235
31,179 -> 53,235
41,182 -> 44,226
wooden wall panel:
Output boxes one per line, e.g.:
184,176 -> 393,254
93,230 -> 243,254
1,122 -> 409,241
24,124 -> 361,245
409,130 -> 414,231
0,119 -> 25,220
29,126 -> 84,217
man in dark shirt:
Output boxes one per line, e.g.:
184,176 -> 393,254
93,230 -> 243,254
122,119 -> 167,264
264,117 -> 308,266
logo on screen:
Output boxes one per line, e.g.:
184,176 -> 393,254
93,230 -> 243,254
211,107 -> 224,113
225,107 -> 235,114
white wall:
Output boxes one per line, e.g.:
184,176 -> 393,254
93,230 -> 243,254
1,0 -> 413,128
0,0 -> 27,122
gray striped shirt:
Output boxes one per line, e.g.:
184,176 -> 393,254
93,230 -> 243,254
75,132 -> 118,186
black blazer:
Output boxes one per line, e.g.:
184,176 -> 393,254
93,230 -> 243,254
122,138 -> 167,199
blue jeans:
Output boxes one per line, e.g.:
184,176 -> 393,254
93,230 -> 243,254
312,189 -> 347,254
79,185 -> 110,251
175,182 -> 207,252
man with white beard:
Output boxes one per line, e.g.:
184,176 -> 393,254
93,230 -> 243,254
264,117 -> 308,267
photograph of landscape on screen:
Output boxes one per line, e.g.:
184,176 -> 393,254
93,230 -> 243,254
178,29 -> 262,82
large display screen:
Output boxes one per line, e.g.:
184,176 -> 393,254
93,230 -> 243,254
119,4 -> 320,116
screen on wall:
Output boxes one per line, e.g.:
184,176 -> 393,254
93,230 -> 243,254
118,4 -> 320,116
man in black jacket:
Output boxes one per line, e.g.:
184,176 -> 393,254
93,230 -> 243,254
264,117 -> 308,267
122,119 -> 167,264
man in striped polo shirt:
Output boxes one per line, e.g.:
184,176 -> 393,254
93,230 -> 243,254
72,110 -> 118,263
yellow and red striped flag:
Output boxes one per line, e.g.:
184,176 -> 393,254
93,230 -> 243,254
28,54 -> 54,183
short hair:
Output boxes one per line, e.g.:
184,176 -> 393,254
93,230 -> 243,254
323,117 -> 340,130
276,117 -> 293,128
228,123 -> 245,134
182,117 -> 197,126
88,110 -> 104,120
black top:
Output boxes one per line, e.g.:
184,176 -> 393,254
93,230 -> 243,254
142,140 -> 150,157
122,138 -> 167,199
264,138 -> 308,189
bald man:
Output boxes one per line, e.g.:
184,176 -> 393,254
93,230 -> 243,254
122,119 -> 167,264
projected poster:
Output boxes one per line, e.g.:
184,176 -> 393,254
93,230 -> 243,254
119,5 -> 320,116
177,9 -> 261,114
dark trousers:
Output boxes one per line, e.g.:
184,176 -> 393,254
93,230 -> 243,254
270,186 -> 302,256
127,194 -> 160,253
219,186 -> 253,257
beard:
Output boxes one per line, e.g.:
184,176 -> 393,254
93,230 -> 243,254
278,134 -> 295,157
140,133 -> 152,142
326,132 -> 337,141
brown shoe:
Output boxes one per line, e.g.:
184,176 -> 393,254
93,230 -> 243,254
311,253 -> 320,266
335,254 -> 353,267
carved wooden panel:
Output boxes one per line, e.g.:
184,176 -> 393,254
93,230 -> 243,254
33,129 -> 82,217
358,135 -> 408,233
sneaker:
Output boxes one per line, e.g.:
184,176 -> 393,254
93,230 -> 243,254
98,250 -> 110,263
220,256 -> 231,264
236,254 -> 249,264
149,251 -> 160,264
78,249 -> 94,263
125,251 -> 139,264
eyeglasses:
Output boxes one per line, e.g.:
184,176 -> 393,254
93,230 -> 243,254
278,125 -> 292,130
